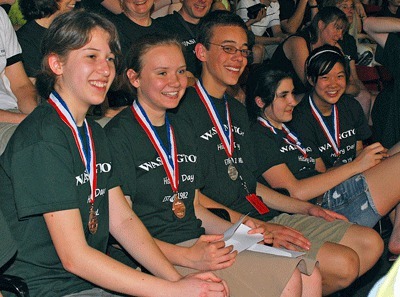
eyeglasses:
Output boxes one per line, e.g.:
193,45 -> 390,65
208,42 -> 252,57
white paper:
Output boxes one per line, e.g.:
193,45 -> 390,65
223,214 -> 305,258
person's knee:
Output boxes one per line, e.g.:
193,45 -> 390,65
281,268 -> 302,297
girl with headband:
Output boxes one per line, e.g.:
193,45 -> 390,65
249,44 -> 400,256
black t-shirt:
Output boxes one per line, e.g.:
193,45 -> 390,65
104,107 -> 204,244
372,33 -> 400,148
155,12 -> 202,77
278,0 -> 313,31
0,102 -> 119,297
109,13 -> 161,57
16,20 -> 47,78
289,93 -> 371,168
174,87 -> 280,221
251,121 -> 318,183
338,32 -> 357,62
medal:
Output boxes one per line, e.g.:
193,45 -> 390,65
172,193 -> 186,219
195,80 -> 236,179
227,160 -> 238,181
132,101 -> 185,219
88,205 -> 98,234
48,92 -> 99,234
309,96 -> 341,157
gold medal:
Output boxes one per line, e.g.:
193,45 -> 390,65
228,163 -> 238,181
88,205 -> 98,234
172,193 -> 186,219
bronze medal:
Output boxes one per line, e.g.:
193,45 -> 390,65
88,205 -> 98,234
228,163 -> 238,181
172,193 -> 186,219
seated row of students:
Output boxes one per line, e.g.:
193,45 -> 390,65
0,8 -> 386,297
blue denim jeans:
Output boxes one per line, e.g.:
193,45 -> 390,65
322,174 -> 381,227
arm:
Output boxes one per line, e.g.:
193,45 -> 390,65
5,61 -> 37,114
256,182 -> 348,221
280,0 -> 311,34
346,60 -> 362,96
283,36 -> 310,85
44,186 -> 228,297
363,17 -> 400,47
154,190 -> 237,271
262,141 -> 386,201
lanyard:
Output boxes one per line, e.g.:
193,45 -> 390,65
309,96 -> 341,156
131,101 -> 179,192
195,80 -> 234,158
48,91 -> 97,204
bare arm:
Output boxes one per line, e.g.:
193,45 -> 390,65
280,0 -> 308,34
363,17 -> 400,47
5,61 -> 37,115
346,60 -> 362,96
0,110 -> 27,124
262,142 -> 386,201
284,36 -> 310,85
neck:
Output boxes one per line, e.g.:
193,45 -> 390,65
311,93 -> 332,116
124,11 -> 152,26
55,89 -> 88,126
200,73 -> 226,99
138,100 -> 166,126
178,9 -> 199,24
35,15 -> 56,28
262,112 -> 283,130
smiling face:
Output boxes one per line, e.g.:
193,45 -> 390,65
52,27 -> 116,113
129,44 -> 187,121
264,78 -> 297,127
318,19 -> 345,46
122,0 -> 154,16
197,25 -> 248,97
336,0 -> 354,23
180,0 -> 213,24
311,62 -> 346,113
57,0 -> 79,13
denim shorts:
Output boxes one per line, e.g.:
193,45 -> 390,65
322,174 -> 381,227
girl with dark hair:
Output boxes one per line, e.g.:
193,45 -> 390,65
17,0 -> 79,82
0,10 -> 229,297
269,7 -> 348,97
249,44 -> 400,255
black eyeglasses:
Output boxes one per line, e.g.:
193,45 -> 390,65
208,42 -> 252,57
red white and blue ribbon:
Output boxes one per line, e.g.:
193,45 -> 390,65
131,100 -> 179,192
195,80 -> 234,158
309,96 -> 341,156
257,116 -> 308,158
48,91 -> 97,204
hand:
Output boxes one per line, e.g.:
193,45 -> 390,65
354,142 -> 388,172
262,222 -> 311,251
175,272 -> 229,297
354,0 -> 367,19
308,205 -> 349,222
243,218 -> 272,243
255,7 -> 267,22
187,235 -> 237,271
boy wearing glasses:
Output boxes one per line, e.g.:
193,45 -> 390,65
174,10 -> 382,296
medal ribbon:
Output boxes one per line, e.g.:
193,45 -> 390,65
195,80 -> 234,158
48,91 -> 97,204
131,101 -> 179,192
308,96 -> 341,156
257,116 -> 308,158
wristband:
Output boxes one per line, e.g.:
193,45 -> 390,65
309,4 -> 318,8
